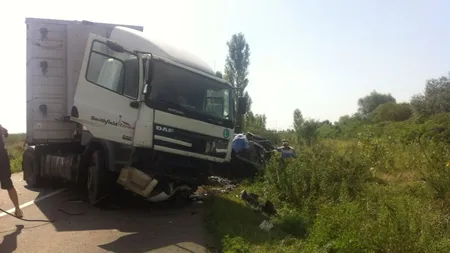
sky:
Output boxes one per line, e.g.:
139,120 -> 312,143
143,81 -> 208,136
1,0 -> 450,133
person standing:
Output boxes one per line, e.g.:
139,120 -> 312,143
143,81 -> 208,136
276,140 -> 296,167
277,140 -> 296,158
0,124 -> 23,218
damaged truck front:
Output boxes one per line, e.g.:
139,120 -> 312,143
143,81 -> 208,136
23,18 -> 248,206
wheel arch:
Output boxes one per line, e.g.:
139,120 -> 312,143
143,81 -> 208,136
81,131 -> 116,173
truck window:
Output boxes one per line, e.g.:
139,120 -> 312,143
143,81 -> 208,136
120,57 -> 139,98
86,41 -> 139,99
148,59 -> 234,123
205,90 -> 228,118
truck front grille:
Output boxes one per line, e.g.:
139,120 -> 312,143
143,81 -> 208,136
153,124 -> 228,159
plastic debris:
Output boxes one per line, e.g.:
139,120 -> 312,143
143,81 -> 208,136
208,176 -> 236,188
240,189 -> 277,216
259,220 -> 274,232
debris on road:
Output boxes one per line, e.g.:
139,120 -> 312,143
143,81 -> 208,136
208,176 -> 236,188
207,176 -> 237,194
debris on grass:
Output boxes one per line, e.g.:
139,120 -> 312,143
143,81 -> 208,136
259,220 -> 274,232
240,189 -> 277,216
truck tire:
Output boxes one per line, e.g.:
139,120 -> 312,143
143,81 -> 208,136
22,147 -> 42,188
86,149 -> 111,206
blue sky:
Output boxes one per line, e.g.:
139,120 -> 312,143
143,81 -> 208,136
1,0 -> 450,133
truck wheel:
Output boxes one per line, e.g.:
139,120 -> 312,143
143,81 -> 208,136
86,150 -> 110,206
22,147 -> 42,188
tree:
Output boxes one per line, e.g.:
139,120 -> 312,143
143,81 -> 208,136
292,109 -> 320,145
301,120 -> 321,145
317,123 -> 339,139
410,94 -> 428,116
245,113 -> 267,131
293,109 -> 304,133
243,91 -> 254,130
224,33 -> 251,132
357,90 -> 396,115
336,114 -> 364,125
244,91 -> 252,113
215,71 -> 223,78
371,102 -> 412,123
411,73 -> 450,116
321,120 -> 332,125
334,114 -> 365,139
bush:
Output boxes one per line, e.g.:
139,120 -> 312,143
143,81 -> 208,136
418,141 -> 450,201
371,102 -> 412,123
5,133 -> 25,173
263,141 -> 372,215
243,134 -> 450,252
307,186 -> 450,253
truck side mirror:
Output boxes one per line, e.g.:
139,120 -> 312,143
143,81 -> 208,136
142,57 -> 152,95
237,97 -> 248,115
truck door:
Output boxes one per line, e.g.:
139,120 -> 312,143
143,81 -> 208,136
72,34 -> 141,144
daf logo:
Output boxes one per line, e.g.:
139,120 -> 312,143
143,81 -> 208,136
155,125 -> 174,133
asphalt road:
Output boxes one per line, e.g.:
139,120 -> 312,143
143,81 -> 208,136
0,173 -> 214,253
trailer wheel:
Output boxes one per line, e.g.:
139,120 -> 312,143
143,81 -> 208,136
22,147 -> 42,188
86,149 -> 110,206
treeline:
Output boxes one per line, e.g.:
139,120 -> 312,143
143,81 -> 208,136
217,30 -> 450,147
245,72 -> 450,145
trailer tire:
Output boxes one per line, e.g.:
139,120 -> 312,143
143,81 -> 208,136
22,147 -> 42,188
86,149 -> 111,206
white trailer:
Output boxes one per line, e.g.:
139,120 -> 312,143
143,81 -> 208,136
26,18 -> 143,143
23,17 -> 248,205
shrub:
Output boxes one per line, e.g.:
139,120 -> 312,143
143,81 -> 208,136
306,186 -> 450,253
5,134 -> 25,173
247,134 -> 450,252
263,142 -> 372,215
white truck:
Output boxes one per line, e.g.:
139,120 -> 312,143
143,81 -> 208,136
22,17 -> 248,205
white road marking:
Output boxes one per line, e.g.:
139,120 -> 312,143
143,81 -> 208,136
0,188 -> 67,217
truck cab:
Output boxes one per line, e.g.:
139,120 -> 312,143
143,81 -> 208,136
23,18 -> 247,205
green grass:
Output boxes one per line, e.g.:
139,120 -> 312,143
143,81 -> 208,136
204,137 -> 450,252
205,186 -> 305,253
4,133 -> 25,173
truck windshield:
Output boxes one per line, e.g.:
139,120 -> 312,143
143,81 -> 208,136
147,59 -> 234,126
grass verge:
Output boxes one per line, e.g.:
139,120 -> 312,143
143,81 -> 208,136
204,138 -> 450,252
204,185 -> 306,253
4,133 -> 25,173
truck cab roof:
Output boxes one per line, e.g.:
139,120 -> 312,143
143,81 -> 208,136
109,26 -> 216,77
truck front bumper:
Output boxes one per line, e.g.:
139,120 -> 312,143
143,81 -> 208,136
116,166 -> 193,202
116,166 -> 159,198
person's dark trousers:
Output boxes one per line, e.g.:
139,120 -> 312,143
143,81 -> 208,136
0,138 -> 13,190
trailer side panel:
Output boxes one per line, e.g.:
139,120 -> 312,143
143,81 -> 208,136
25,18 -> 143,145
